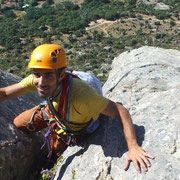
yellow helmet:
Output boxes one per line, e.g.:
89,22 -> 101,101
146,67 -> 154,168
28,44 -> 67,69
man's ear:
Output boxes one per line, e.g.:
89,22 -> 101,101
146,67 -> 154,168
58,69 -> 66,82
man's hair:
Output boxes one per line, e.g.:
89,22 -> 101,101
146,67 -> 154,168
56,67 -> 66,76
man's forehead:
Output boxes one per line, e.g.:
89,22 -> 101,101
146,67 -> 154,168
33,69 -> 56,75
32,68 -> 56,75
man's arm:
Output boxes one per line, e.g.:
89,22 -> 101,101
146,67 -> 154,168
102,100 -> 154,173
0,83 -> 27,102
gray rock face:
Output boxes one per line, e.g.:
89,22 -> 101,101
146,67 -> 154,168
137,0 -> 170,10
154,2 -> 170,10
0,70 -> 45,180
55,46 -> 180,180
137,0 -> 157,5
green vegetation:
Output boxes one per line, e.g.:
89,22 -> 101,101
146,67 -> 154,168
40,155 -> 63,180
0,0 -> 180,83
71,169 -> 76,180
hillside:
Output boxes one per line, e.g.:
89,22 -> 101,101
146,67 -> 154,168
0,0 -> 180,83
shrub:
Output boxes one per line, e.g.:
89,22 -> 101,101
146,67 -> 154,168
137,14 -> 143,20
155,21 -> 161,25
155,34 -> 162,39
170,20 -> 176,26
154,10 -> 171,20
63,1 -> 79,11
4,10 -> 16,18
131,39 -> 137,46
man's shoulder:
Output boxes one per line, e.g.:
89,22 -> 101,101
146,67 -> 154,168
70,78 -> 98,101
20,74 -> 36,92
72,77 -> 93,91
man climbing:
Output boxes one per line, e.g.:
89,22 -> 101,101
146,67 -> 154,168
0,44 -> 154,173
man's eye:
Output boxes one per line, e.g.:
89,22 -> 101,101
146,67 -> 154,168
33,73 -> 40,77
45,74 -> 53,79
44,75 -> 51,79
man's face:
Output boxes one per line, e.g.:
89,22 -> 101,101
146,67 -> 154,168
32,68 -> 63,98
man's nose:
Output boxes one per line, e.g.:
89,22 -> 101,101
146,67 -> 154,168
38,76 -> 46,86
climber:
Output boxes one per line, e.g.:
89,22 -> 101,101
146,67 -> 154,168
0,44 -> 154,173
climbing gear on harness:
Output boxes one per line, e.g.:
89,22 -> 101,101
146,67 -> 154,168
26,104 -> 45,131
28,44 -> 67,69
41,122 -> 55,158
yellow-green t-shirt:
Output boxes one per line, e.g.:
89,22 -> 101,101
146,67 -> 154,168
20,74 -> 109,131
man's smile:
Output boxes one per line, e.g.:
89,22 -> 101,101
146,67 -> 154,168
37,86 -> 49,93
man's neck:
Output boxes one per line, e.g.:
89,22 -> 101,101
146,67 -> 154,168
51,81 -> 63,99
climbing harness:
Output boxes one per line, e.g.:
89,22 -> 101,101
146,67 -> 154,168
40,73 -> 92,159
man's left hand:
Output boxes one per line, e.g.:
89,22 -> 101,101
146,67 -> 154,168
124,144 -> 154,173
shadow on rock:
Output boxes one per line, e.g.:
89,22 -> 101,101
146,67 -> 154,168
56,116 -> 145,179
86,115 -> 145,158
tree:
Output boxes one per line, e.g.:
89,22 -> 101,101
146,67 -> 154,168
46,0 -> 54,5
63,1 -> 79,11
131,39 -> 137,46
154,10 -> 171,20
104,11 -> 118,20
68,35 -> 77,43
74,29 -> 84,37
155,34 -> 162,39
31,0 -> 38,6
155,21 -> 161,26
170,20 -> 176,26
4,10 -> 16,18
24,7 -> 43,21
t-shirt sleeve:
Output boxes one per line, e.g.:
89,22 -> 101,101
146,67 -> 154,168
19,74 -> 37,92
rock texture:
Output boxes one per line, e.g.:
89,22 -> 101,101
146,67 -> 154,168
0,70 -> 45,180
55,46 -> 180,180
137,0 -> 170,10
